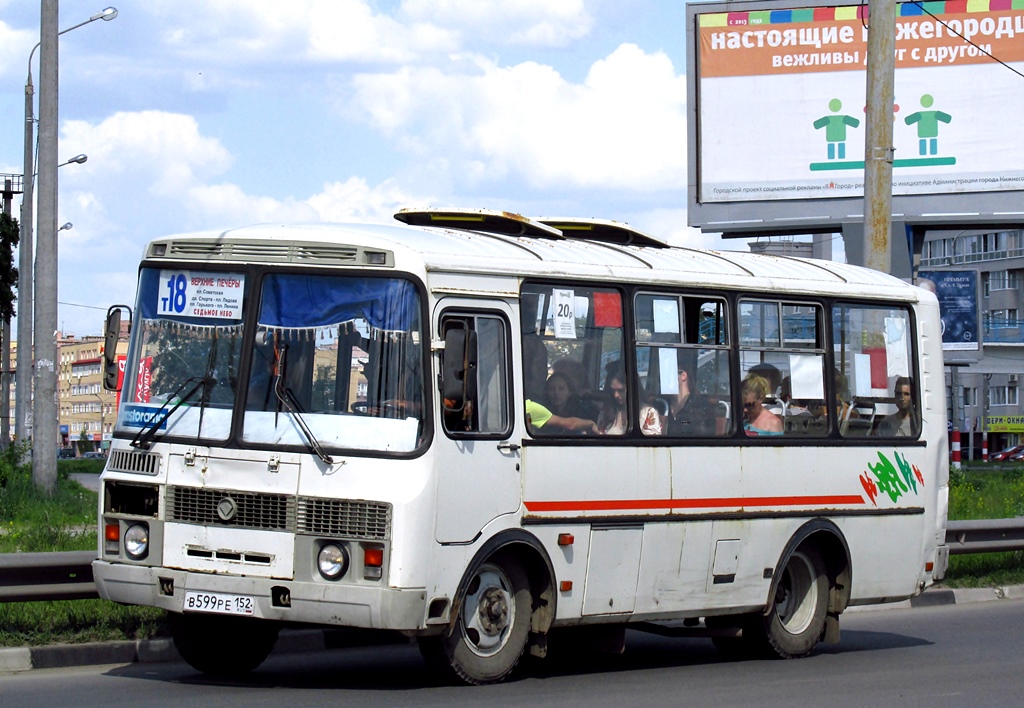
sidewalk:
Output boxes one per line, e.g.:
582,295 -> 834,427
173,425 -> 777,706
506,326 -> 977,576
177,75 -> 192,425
3,584 -> 1023,673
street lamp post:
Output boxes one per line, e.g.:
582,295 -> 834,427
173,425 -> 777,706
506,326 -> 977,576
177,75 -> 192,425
25,6 -> 117,494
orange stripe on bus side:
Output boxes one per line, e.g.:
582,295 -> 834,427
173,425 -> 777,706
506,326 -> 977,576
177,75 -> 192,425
524,495 -> 865,512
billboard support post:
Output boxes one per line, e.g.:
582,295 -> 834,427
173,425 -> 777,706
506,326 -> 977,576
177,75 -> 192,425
863,0 -> 896,274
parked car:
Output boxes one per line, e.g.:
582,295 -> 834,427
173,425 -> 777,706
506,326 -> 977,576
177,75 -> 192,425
1009,448 -> 1024,463
991,444 -> 1024,462
57,448 -> 76,459
83,451 -> 107,459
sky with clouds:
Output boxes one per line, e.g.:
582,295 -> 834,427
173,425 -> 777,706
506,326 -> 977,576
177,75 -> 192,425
0,1 -> 792,336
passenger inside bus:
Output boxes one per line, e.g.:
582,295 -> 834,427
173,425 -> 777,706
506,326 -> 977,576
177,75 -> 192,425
663,359 -> 715,437
525,398 -> 598,435
542,372 -> 599,426
877,376 -> 917,436
742,374 -> 783,436
598,362 -> 661,435
830,369 -> 860,434
551,358 -> 600,416
749,362 -> 782,409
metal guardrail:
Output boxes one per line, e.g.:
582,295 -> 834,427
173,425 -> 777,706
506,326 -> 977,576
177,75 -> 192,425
0,550 -> 99,602
945,518 -> 1024,555
0,521 -> 1022,603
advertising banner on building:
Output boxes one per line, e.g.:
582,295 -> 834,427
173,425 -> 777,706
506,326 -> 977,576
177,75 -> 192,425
696,2 -> 1024,203
987,415 -> 1024,433
917,269 -> 979,350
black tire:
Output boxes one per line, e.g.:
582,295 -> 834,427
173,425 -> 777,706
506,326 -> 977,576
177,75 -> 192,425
170,613 -> 279,677
747,547 -> 829,659
419,552 -> 532,685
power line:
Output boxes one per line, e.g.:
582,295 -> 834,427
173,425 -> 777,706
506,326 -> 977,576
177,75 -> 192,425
57,299 -> 104,309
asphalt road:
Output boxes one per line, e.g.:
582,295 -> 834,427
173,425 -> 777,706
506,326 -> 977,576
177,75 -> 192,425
68,473 -> 100,492
2,599 -> 1023,708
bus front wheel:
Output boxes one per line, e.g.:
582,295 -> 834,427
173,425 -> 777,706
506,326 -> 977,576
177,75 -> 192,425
748,546 -> 829,659
170,613 -> 279,677
420,553 -> 532,685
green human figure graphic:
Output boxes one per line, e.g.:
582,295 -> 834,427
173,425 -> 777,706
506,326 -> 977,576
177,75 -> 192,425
904,94 -> 951,156
813,98 -> 860,160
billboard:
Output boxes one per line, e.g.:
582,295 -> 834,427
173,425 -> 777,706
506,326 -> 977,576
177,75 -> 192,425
687,1 -> 1024,234
917,269 -> 979,351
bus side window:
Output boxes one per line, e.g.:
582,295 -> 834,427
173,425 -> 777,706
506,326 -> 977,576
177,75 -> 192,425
440,314 -> 511,436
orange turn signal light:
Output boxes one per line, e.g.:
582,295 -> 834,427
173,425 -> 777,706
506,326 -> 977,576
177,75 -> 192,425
105,523 -> 120,542
557,533 -> 574,546
364,548 -> 384,567
560,581 -> 573,592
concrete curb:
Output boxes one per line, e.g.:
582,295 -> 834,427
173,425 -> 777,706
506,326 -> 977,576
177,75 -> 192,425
3,586 -> 1022,672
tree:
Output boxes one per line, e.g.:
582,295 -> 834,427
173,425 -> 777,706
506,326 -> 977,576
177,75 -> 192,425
0,213 -> 18,452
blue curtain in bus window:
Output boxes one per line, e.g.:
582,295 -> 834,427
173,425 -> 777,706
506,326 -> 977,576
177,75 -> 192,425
258,274 -> 418,331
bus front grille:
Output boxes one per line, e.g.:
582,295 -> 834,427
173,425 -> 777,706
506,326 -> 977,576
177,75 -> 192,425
297,498 -> 392,540
107,449 -> 161,476
165,487 -> 390,539
167,486 -> 296,531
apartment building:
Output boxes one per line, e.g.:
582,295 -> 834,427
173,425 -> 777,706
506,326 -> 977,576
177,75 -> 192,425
919,228 -> 1024,455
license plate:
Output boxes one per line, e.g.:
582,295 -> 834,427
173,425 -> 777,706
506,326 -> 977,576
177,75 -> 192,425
183,590 -> 255,616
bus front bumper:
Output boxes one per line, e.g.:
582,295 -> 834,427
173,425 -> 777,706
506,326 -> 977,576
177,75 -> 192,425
92,560 -> 428,631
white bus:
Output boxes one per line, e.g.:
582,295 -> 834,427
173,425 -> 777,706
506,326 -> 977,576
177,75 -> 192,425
94,209 -> 949,684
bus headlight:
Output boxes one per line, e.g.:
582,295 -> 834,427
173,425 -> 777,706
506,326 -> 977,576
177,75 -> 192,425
124,523 -> 149,560
317,544 -> 349,580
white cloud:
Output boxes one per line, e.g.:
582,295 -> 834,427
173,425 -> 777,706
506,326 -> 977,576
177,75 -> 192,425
185,183 -> 319,225
348,44 -> 688,192
60,111 -> 233,196
308,1 -> 455,63
308,177 -> 428,223
0,20 -> 35,81
400,0 -> 593,46
141,0 -> 455,66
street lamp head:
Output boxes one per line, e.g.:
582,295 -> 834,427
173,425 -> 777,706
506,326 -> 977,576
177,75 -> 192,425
59,222 -> 73,232
65,154 -> 88,166
93,8 -> 118,22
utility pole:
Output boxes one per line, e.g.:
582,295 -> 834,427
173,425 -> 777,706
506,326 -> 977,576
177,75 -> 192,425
17,52 -> 36,451
862,0 -> 897,274
33,0 -> 59,495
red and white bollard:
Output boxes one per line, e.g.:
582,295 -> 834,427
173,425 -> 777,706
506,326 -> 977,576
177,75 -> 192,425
951,428 -> 961,470
982,432 -> 988,463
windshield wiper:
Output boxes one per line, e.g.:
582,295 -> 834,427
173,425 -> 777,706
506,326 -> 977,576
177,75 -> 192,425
130,376 -> 213,450
273,344 -> 334,465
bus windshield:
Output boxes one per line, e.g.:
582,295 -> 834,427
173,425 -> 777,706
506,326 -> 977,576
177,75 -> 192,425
118,268 -> 248,443
117,268 -> 426,454
241,273 -> 425,454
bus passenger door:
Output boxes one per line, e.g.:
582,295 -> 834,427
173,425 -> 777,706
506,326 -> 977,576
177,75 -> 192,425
434,303 -> 521,544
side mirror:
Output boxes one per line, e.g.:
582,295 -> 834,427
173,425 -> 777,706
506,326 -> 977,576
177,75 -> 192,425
103,304 -> 132,391
441,327 -> 477,412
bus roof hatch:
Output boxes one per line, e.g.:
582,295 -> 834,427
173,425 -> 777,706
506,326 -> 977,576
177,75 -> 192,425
395,208 -> 564,239
536,217 -> 670,248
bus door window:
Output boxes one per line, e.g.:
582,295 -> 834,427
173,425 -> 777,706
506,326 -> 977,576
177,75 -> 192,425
521,284 -> 622,436
440,314 -> 510,436
832,304 -> 917,438
635,293 -> 732,437
739,299 -> 827,437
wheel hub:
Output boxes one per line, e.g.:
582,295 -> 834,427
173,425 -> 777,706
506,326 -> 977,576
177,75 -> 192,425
477,587 -> 509,635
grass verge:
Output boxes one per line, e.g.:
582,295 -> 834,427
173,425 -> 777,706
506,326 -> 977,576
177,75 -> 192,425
942,463 -> 1024,588
0,447 -> 168,647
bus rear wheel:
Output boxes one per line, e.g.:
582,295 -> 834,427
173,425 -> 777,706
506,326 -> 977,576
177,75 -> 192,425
420,553 -> 532,685
748,546 -> 829,659
170,613 -> 279,677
